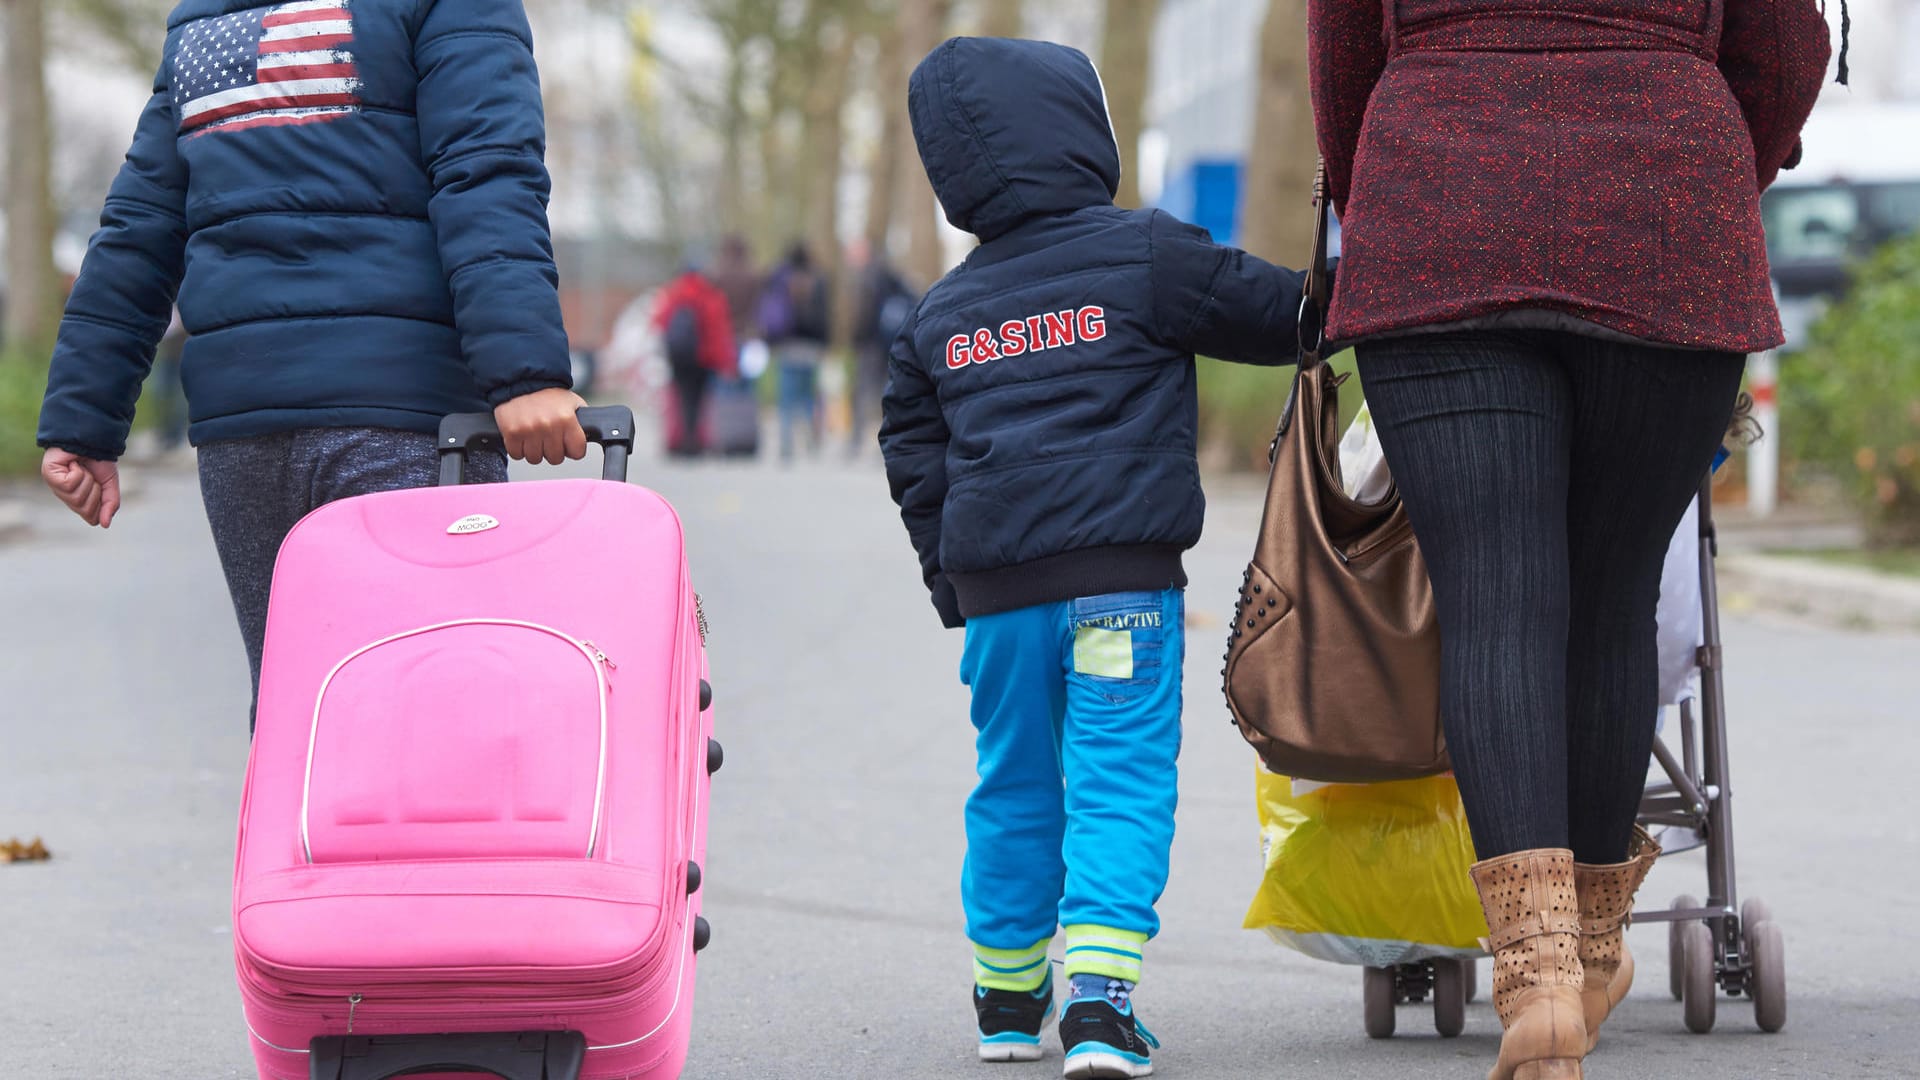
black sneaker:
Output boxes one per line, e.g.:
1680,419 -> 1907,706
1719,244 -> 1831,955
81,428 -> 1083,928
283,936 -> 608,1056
975,970 -> 1055,1062
1060,995 -> 1159,1078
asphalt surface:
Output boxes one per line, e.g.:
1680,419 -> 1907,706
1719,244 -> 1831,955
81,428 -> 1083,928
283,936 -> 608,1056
3,436 -> 1917,1079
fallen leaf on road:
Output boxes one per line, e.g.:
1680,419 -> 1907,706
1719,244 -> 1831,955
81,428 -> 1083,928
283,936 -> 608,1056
0,837 -> 51,863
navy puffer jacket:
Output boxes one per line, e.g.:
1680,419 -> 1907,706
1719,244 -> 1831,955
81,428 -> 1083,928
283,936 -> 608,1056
39,0 -> 570,459
881,37 -> 1307,628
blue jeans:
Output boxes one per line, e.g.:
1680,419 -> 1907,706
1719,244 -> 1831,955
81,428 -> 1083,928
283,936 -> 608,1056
959,588 -> 1185,988
776,360 -> 819,459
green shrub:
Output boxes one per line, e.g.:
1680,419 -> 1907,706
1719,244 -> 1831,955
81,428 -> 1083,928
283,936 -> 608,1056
1783,233 -> 1920,547
1197,349 -> 1361,471
0,352 -> 50,476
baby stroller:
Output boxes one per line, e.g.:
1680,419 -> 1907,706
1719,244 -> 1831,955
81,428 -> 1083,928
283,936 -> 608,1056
1357,470 -> 1784,1038
1631,471 -> 1787,1034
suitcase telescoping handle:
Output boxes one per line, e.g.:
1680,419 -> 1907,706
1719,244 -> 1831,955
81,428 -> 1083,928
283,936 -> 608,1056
437,405 -> 636,486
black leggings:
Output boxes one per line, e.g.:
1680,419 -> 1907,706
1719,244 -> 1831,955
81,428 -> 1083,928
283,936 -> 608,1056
671,364 -> 708,453
1355,330 -> 1746,864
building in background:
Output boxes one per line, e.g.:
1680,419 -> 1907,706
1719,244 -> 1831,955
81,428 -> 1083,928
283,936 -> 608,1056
1144,0 -> 1266,244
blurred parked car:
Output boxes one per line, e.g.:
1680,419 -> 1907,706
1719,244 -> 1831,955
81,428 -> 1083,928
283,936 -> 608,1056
1764,104 -> 1920,348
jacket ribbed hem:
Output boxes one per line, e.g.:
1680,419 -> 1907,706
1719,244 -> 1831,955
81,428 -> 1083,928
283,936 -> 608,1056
948,544 -> 1188,619
187,405 -> 455,446
1328,296 -> 1779,356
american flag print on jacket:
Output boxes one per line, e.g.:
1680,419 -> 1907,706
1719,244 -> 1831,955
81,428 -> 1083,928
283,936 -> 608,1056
172,0 -> 360,136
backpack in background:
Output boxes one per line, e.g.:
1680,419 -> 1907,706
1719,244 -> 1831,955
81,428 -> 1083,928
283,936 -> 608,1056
757,281 -> 796,341
665,304 -> 703,372
876,291 -> 915,344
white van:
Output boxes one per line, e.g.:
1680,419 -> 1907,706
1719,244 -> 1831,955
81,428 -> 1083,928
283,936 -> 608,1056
1764,102 -> 1920,348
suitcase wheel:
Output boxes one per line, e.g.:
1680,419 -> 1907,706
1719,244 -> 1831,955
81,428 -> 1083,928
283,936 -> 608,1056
699,678 -> 712,711
686,861 -> 702,894
694,916 -> 712,952
707,737 -> 724,775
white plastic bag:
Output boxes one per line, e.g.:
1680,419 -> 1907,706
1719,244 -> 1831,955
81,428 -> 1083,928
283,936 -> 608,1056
1337,401 -> 1394,504
1655,497 -> 1705,708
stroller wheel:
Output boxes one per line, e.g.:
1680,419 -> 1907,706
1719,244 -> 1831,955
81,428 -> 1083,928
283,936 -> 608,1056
1362,966 -> 1397,1038
1749,920 -> 1787,1033
1681,920 -> 1718,1034
1741,898 -> 1774,934
1463,956 -> 1479,1003
1669,894 -> 1700,1001
1432,959 -> 1467,1038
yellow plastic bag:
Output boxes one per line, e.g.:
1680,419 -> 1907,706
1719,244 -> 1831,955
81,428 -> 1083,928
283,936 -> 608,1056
1244,766 -> 1488,967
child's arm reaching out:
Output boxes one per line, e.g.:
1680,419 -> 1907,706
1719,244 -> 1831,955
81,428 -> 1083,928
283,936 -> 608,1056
1148,211 -> 1308,367
879,312 -> 965,629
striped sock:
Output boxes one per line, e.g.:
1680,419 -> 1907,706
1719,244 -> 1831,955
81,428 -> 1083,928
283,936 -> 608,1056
1063,924 -> 1147,985
973,938 -> 1053,992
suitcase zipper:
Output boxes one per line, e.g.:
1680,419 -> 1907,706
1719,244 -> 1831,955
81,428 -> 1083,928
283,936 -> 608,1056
299,618 -> 614,865
242,918 -> 695,1050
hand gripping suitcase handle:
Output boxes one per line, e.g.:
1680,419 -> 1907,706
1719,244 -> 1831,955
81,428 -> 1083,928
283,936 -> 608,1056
437,405 -> 636,486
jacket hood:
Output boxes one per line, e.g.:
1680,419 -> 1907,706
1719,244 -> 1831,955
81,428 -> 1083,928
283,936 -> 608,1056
908,37 -> 1121,241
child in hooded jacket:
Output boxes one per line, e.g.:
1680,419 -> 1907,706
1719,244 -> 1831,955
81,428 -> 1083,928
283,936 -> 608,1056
881,36 -> 1308,1079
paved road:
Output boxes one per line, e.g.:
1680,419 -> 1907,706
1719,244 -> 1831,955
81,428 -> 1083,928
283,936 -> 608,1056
3,440 -> 1917,1079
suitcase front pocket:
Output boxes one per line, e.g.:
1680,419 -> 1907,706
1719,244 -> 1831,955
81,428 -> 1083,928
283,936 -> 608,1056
303,620 -> 612,864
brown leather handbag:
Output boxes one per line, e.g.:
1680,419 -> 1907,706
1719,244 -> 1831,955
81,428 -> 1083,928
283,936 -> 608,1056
1222,165 -> 1447,783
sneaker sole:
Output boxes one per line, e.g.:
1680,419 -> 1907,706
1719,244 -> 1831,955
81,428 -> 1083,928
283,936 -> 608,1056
979,1041 -> 1046,1063
1063,1051 -> 1153,1078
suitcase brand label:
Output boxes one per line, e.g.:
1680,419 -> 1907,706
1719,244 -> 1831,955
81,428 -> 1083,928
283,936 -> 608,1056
447,514 -> 500,535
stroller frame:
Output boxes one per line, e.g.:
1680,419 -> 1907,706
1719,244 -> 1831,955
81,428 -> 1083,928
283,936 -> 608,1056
1630,472 -> 1786,1034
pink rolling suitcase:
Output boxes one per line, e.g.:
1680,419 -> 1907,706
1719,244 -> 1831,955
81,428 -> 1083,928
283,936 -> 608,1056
233,406 -> 721,1080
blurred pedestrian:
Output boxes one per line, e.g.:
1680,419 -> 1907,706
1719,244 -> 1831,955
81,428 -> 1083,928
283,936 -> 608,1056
849,246 -> 916,457
1310,1 -> 1832,1075
760,243 -> 832,461
709,234 -> 764,362
653,261 -> 739,458
36,0 -> 584,727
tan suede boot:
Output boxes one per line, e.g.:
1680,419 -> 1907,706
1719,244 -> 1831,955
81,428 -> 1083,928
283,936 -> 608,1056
1574,827 -> 1662,1052
1471,849 -> 1588,1080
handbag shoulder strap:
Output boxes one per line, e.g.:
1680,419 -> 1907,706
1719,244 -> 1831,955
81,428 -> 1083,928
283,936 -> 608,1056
1298,159 -> 1332,369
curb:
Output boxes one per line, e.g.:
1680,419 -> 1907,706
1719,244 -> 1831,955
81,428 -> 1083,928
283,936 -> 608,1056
1717,553 -> 1920,634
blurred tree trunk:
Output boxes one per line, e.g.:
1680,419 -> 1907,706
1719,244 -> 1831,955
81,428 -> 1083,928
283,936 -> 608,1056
628,10 -> 686,258
898,0 -> 950,285
1099,0 -> 1160,209
863,19 -> 906,260
4,0 -> 61,352
717,43 -> 750,236
979,0 -> 1022,37
800,19 -> 858,337
1239,0 -> 1316,263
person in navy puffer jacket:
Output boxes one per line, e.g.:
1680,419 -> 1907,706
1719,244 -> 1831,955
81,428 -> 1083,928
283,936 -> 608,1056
36,0 -> 586,719
880,36 -> 1306,1078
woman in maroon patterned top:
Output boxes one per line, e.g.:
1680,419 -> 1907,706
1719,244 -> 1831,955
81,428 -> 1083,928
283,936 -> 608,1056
1307,3 -> 1831,1078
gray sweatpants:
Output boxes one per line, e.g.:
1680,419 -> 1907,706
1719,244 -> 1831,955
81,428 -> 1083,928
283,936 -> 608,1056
196,427 -> 507,723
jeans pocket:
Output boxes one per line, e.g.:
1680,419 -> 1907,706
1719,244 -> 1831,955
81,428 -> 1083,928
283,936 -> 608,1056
1069,590 -> 1177,704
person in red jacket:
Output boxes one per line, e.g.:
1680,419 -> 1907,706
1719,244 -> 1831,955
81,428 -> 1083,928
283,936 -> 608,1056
653,265 -> 738,457
1307,3 -> 1832,1078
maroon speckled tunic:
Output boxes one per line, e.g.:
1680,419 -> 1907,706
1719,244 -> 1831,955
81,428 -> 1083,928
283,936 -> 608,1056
1310,0 -> 1832,353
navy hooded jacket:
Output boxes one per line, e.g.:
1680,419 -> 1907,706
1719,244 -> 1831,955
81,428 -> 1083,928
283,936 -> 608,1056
881,37 -> 1307,628
38,0 -> 571,461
